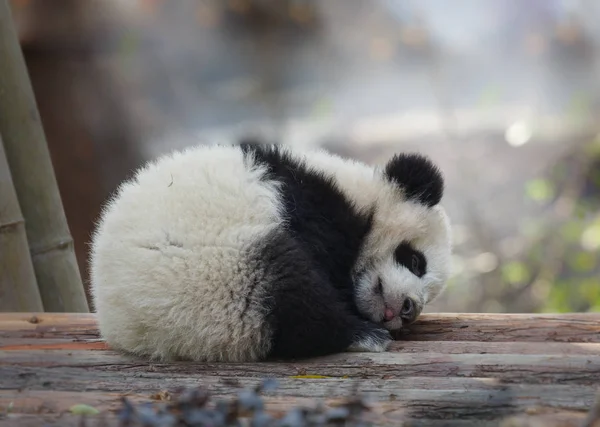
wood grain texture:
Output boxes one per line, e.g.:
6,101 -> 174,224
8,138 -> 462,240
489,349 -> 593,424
1,312 -> 599,426
395,313 -> 600,343
1,312 -> 599,341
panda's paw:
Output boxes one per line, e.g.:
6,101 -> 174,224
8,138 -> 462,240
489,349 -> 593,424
347,324 -> 392,353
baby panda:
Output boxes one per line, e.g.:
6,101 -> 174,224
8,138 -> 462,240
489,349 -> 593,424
89,141 -> 452,362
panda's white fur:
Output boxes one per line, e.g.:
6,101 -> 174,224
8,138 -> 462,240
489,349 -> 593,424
89,142 -> 452,362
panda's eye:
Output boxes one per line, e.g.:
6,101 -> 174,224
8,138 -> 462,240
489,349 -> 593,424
394,242 -> 427,278
411,254 -> 420,275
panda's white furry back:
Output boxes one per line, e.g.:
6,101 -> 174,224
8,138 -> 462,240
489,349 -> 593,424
90,142 -> 452,362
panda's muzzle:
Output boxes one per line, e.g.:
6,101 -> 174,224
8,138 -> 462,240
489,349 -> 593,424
383,296 -> 419,324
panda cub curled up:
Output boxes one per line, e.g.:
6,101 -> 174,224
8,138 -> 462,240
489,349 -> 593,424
89,141 -> 452,362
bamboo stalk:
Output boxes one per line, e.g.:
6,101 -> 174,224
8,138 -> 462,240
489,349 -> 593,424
0,0 -> 88,312
0,135 -> 44,312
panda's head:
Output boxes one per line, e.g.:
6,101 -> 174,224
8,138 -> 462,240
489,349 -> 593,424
352,153 -> 452,331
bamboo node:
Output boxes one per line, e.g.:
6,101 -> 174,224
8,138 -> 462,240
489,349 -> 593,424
0,218 -> 25,233
29,238 -> 74,256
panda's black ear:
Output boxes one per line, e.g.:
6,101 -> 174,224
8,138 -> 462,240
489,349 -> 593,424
383,153 -> 444,207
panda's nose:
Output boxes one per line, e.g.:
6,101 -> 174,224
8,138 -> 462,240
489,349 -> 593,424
400,297 -> 417,324
384,298 -> 418,323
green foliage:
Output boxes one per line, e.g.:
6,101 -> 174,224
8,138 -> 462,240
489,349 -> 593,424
501,261 -> 531,285
498,136 -> 600,314
525,178 -> 555,203
581,221 -> 600,249
579,278 -> 600,302
559,221 -> 585,243
541,277 -> 600,313
567,251 -> 596,273
544,282 -> 572,313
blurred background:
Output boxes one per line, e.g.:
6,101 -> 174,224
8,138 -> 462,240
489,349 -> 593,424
9,0 -> 600,314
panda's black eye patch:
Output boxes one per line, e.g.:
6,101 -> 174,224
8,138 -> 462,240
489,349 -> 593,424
394,242 -> 426,277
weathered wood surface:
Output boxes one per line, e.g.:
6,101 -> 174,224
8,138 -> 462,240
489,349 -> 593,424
1,313 -> 599,426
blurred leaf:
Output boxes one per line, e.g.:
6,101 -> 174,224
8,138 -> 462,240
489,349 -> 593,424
560,221 -> 585,243
70,404 -> 100,416
579,278 -> 600,301
525,179 -> 555,202
527,242 -> 544,263
581,222 -> 600,250
567,251 -> 596,272
574,203 -> 589,220
547,283 -> 573,313
501,261 -> 530,284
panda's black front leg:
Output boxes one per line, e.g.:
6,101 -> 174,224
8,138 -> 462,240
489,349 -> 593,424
346,319 -> 393,353
259,230 -> 392,360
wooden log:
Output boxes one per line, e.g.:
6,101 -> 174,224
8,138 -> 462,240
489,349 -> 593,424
1,313 -> 598,426
0,412 -> 589,427
0,384 -> 594,421
0,386 -> 594,425
396,312 -> 600,343
3,337 -> 600,356
0,136 -> 44,311
2,361 -> 599,400
2,348 -> 599,384
0,0 -> 88,312
1,312 -> 599,342
580,392 -> 600,427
